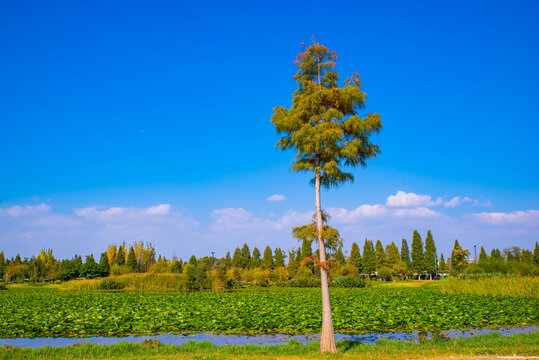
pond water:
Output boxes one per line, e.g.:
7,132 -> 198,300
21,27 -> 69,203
0,326 -> 536,348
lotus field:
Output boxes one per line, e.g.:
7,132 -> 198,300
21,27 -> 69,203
1,286 -> 537,338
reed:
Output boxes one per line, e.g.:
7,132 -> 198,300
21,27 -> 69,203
439,275 -> 538,298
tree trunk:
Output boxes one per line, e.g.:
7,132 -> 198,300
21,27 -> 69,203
315,167 -> 337,354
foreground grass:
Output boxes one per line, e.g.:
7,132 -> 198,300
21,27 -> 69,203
1,332 -> 538,359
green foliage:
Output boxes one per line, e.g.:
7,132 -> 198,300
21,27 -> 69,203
81,255 -> 100,279
1,286 -> 536,338
411,230 -> 424,277
292,212 -> 342,256
333,246 -> 345,264
240,244 -> 251,269
348,242 -> 362,272
400,239 -> 411,268
288,278 -> 321,287
110,264 -> 131,276
332,276 -> 365,288
374,240 -> 386,271
376,266 -> 392,281
271,40 -> 382,189
478,246 -> 488,264
98,279 -> 124,290
362,240 -> 376,276
115,246 -> 125,266
424,230 -> 437,278
450,239 -> 470,275
251,248 -> 261,268
491,248 -> 502,259
262,246 -> 274,270
170,260 -> 183,274
441,276 -> 538,298
534,242 -> 539,265
274,248 -> 285,268
438,253 -> 448,274
98,253 -> 110,277
0,283 -> 7,290
0,251 -> 5,279
232,248 -> 242,269
126,247 -> 138,272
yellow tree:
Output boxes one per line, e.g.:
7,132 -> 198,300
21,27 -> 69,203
271,39 -> 382,353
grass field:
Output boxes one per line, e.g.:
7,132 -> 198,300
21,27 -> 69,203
1,331 -> 538,359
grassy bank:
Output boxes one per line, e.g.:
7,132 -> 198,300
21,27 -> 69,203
439,276 -> 538,298
1,332 -> 538,359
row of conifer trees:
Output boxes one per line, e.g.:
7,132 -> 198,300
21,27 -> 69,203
1,231 -> 538,283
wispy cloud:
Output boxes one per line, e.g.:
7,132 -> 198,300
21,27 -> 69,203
467,210 -> 539,226
267,194 -> 286,202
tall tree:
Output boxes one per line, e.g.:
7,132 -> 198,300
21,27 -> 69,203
98,252 -> 110,277
262,246 -> 274,270
478,246 -> 488,264
274,248 -> 286,268
115,246 -> 125,266
252,247 -> 261,268
224,251 -> 232,269
362,239 -> 376,276
401,239 -> 411,268
240,243 -> 251,269
334,246 -> 345,264
127,247 -> 138,272
438,253 -> 448,274
450,239 -> 470,275
534,242 -> 539,265
301,238 -> 313,263
0,251 -> 5,279
231,248 -> 242,268
82,254 -> 100,279
106,245 -> 117,268
386,241 -> 402,269
423,230 -> 437,280
374,240 -> 387,272
271,39 -> 382,353
348,242 -> 362,272
411,230 -> 424,279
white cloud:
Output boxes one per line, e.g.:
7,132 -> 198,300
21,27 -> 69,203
386,191 -> 442,207
472,199 -> 492,207
444,196 -> 472,208
394,207 -> 441,218
328,205 -> 387,223
467,210 -> 539,226
267,194 -> 286,202
0,203 -> 51,217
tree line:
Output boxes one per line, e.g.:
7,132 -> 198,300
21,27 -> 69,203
1,233 -> 538,284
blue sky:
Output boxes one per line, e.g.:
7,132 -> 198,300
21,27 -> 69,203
1,0 -> 538,260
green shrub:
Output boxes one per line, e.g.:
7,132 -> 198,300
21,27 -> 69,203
54,280 -> 63,285
98,279 -> 124,290
332,275 -> 365,288
287,278 -> 321,287
0,283 -> 7,291
376,267 -> 392,281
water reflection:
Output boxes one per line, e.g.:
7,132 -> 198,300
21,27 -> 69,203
0,326 -> 536,349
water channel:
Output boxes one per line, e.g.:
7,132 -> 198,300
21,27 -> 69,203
0,326 -> 536,348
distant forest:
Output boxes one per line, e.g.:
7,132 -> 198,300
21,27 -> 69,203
2,229 -> 538,286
